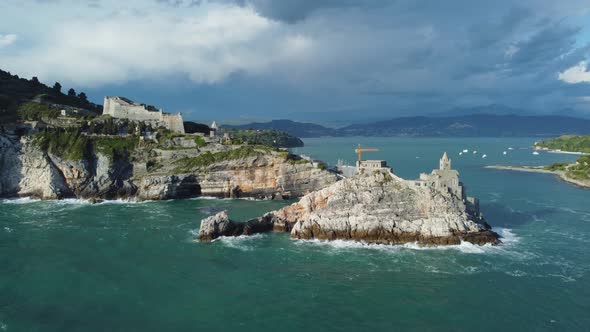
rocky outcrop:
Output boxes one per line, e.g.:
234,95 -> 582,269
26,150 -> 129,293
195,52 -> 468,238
0,134 -> 337,201
198,172 -> 500,246
278,172 -> 499,245
198,211 -> 274,241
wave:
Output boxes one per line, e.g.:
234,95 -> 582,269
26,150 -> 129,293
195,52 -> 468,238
0,197 -> 42,204
293,227 -> 519,254
209,233 -> 267,251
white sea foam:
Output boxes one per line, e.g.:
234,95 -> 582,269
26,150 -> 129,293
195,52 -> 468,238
211,233 -> 266,251
0,197 -> 41,204
293,227 -> 518,254
294,238 -> 493,254
191,196 -> 218,200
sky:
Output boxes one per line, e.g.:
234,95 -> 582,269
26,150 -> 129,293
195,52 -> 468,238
1,0 -> 590,124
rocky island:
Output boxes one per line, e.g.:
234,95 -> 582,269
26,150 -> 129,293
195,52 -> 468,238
199,153 -> 500,246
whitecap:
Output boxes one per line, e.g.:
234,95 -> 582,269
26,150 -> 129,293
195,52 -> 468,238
210,233 -> 267,251
0,197 -> 41,204
293,238 -> 490,254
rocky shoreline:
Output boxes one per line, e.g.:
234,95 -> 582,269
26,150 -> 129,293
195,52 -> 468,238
0,133 -> 338,201
485,165 -> 590,189
199,161 -> 500,246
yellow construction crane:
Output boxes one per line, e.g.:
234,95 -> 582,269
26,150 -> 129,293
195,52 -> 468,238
354,144 -> 378,161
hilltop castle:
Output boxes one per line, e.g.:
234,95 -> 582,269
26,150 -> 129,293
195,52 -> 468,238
103,96 -> 185,134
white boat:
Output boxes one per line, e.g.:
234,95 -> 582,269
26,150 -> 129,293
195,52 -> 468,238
482,154 -> 487,158
532,151 -> 539,155
473,150 -> 477,154
508,147 -> 514,150
503,151 -> 507,155
462,149 -> 469,153
459,152 -> 463,155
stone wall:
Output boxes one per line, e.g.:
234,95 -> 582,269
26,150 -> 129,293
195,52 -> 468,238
103,97 -> 185,134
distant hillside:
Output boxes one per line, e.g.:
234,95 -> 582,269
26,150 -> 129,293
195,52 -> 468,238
231,114 -> 590,138
339,114 -> 590,137
224,119 -> 336,138
0,69 -> 101,123
535,135 -> 590,153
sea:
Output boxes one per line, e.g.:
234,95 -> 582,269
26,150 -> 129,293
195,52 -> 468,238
1,137 -> 589,331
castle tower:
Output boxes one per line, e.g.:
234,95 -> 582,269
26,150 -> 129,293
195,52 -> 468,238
440,152 -> 451,170
210,121 -> 218,137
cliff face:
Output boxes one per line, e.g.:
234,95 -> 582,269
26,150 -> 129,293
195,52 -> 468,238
0,134 -> 337,201
198,172 -> 499,246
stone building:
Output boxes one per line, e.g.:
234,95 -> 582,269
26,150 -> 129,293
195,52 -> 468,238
103,96 -> 185,134
416,152 -> 480,214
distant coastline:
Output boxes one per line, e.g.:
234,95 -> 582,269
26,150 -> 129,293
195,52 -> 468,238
485,165 -> 590,189
533,147 -> 588,155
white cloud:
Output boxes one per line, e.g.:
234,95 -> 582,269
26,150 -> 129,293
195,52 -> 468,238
0,4 -> 314,86
0,34 -> 17,47
558,61 -> 590,84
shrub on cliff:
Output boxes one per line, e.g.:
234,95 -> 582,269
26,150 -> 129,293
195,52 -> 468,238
34,128 -> 91,160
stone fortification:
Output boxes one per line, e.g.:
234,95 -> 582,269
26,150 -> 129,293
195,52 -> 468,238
103,96 -> 185,134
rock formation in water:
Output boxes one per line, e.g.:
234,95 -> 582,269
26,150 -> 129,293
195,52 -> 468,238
0,133 -> 337,201
198,156 -> 500,246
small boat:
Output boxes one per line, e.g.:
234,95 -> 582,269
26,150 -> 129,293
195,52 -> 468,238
462,149 -> 469,153
503,151 -> 507,155
482,154 -> 487,158
532,151 -> 539,155
508,147 -> 514,150
473,150 -> 477,154
459,152 -> 463,155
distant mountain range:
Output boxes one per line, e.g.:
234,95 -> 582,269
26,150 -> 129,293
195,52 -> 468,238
225,114 -> 590,138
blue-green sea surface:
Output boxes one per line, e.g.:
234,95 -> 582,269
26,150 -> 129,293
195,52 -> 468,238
1,137 -> 589,331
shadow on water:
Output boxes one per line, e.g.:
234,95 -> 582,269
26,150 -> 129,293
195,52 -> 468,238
482,202 -> 558,228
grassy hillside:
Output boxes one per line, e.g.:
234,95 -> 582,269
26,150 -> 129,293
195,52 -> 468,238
535,135 -> 590,153
0,69 -> 101,124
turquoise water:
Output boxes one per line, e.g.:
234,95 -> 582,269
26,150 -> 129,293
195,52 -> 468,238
1,137 -> 589,331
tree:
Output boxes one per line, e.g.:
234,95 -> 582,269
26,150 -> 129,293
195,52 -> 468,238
78,92 -> 88,102
53,82 -> 62,93
31,77 -> 40,84
68,88 -> 76,97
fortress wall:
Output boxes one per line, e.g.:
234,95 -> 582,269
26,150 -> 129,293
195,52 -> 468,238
162,114 -> 185,134
103,97 -> 184,134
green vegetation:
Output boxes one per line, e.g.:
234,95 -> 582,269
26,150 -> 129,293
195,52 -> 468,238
194,136 -> 206,147
535,135 -> 590,153
33,129 -> 90,160
566,155 -> 590,180
221,129 -> 304,148
317,163 -> 327,170
285,153 -> 310,165
17,102 -> 60,121
183,121 -> 210,135
94,136 -> 138,161
33,128 -> 138,162
0,69 -> 101,124
543,156 -> 590,180
544,162 -> 569,171
173,145 -> 275,172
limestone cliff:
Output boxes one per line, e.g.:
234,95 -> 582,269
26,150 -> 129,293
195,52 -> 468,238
198,171 -> 499,246
0,134 -> 337,201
